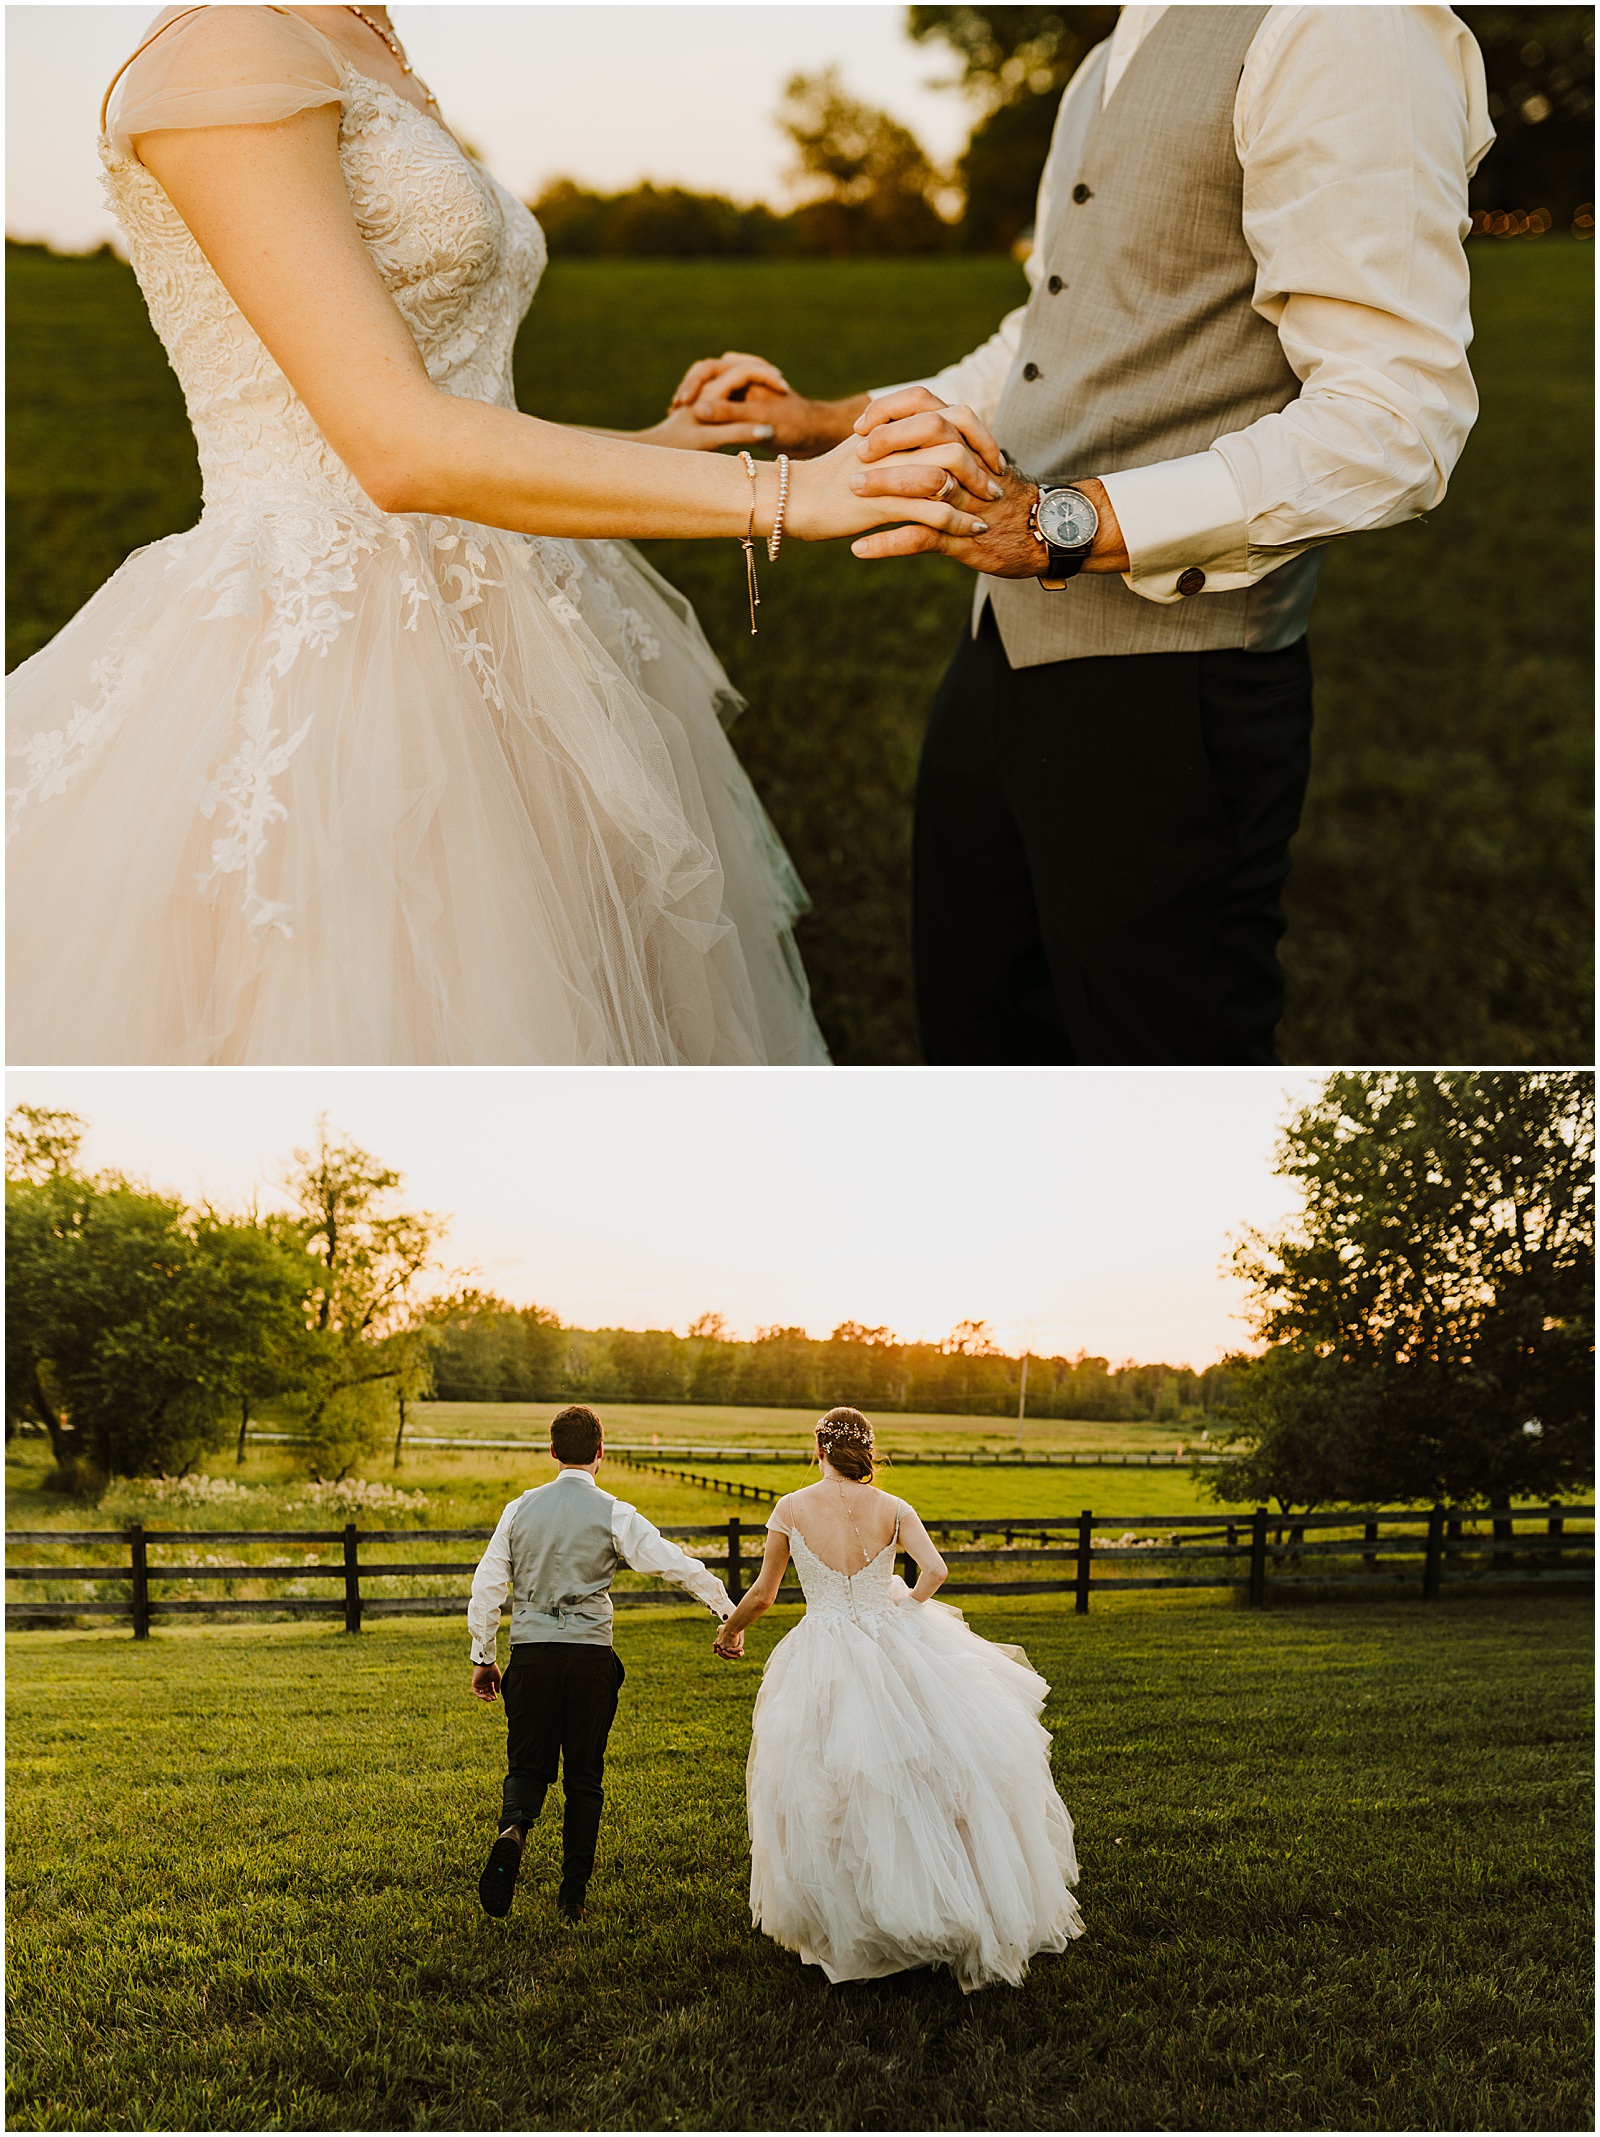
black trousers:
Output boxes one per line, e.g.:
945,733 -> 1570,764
500,1642 -> 625,1895
913,608 -> 1314,1064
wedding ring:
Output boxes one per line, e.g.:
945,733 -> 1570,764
936,473 -> 956,501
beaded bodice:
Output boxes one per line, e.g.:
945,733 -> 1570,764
100,60 -> 545,515
787,1528 -> 900,1623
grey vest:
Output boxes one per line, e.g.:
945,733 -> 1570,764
985,6 -> 1321,667
507,1476 -> 620,1647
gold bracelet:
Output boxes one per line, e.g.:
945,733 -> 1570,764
737,449 -> 761,635
767,453 -> 791,563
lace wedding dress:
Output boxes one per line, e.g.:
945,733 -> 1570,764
747,1502 -> 1085,1991
5,5 -> 828,1065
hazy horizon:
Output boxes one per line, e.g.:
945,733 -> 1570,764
5,1068 -> 1317,1370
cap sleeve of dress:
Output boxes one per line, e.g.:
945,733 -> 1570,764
766,1495 -> 794,1537
106,7 -> 345,155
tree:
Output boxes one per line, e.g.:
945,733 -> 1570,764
778,68 -> 950,254
1211,1072 -> 1594,1510
908,6 -> 1118,249
6,1105 -> 88,1184
6,1131 -> 309,1490
278,1120 -> 448,1478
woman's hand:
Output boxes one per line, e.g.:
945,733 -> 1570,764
787,432 -> 995,547
628,403 -> 779,455
713,1623 -> 745,1660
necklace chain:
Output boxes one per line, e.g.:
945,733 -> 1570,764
345,6 -> 413,77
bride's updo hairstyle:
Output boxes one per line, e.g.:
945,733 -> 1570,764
815,1407 -> 879,1484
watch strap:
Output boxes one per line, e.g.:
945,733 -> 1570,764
1041,540 -> 1088,590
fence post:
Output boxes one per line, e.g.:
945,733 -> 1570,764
727,1517 -> 743,1603
1422,1504 -> 1445,1601
1363,1517 -> 1378,1574
343,1523 -> 362,1634
1075,1510 -> 1092,1615
1249,1509 -> 1268,1607
129,1522 -> 150,1641
1548,1502 -> 1564,1542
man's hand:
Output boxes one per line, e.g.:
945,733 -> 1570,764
667,351 -> 868,460
848,389 -> 1130,577
712,1623 -> 745,1660
471,1662 -> 502,1702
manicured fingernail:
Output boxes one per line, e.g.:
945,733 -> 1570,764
756,425 -> 775,440
988,481 -> 1004,500
972,520 -> 989,534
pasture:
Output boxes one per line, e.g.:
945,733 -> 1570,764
6,1593 -> 1591,2131
409,1397 -> 1193,1457
6,240 -> 1592,1063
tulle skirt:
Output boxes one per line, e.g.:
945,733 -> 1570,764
747,1586 -> 1084,1991
5,501 -> 828,1064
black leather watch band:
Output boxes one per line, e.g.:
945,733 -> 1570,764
1042,540 -> 1089,588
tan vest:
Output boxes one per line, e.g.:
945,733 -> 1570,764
984,6 -> 1321,668
507,1475 -> 620,1646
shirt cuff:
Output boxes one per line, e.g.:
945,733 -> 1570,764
1098,450 -> 1251,605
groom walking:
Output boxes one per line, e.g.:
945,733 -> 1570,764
468,1404 -> 738,1921
677,6 -> 1493,1065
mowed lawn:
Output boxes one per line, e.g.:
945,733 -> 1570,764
6,241 -> 1591,1063
6,1594 -> 1592,2132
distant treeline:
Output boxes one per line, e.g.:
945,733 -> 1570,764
531,181 -> 949,261
532,9 -> 1593,258
429,1302 -> 1235,1422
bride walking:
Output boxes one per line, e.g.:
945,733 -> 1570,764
6,4 -> 991,1066
713,1408 -> 1084,1991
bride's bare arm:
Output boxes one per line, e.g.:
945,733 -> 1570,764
714,1528 -> 791,1648
897,1502 -> 948,1601
134,108 -> 992,545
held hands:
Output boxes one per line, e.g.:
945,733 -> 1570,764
785,430 -> 992,548
668,351 -> 855,459
712,1620 -> 745,1660
471,1662 -> 502,1702
849,389 -> 1130,577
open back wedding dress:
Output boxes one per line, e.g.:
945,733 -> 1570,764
747,1498 -> 1084,1991
5,5 -> 828,1064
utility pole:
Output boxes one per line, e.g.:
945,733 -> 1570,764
1016,1351 -> 1029,1456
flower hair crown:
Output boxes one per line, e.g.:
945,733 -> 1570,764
816,1412 -> 872,1446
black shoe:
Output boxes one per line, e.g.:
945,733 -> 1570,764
556,1884 -> 587,1923
479,1831 -> 523,1918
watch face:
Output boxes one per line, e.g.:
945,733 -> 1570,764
1038,487 -> 1098,549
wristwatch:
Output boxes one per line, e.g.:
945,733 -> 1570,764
1029,484 -> 1099,589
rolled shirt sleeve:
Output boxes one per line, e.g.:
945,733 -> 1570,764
467,1499 -> 516,1666
1105,5 -> 1495,605
611,1500 -> 734,1619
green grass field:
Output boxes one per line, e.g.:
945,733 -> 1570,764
6,1594 -> 1591,2131
6,241 -> 1591,1062
411,1397 -> 1191,1456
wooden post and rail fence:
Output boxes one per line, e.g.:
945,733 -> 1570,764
5,1505 -> 1590,1636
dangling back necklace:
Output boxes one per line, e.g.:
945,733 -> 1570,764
344,7 -> 440,107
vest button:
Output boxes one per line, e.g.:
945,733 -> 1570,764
1072,183 -> 1093,204
1022,361 -> 1041,381
1177,567 -> 1206,596
1047,274 -> 1064,294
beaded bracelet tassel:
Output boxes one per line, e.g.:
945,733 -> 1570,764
737,450 -> 761,635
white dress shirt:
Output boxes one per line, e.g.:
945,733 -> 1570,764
467,1468 -> 732,1664
898,5 -> 1495,604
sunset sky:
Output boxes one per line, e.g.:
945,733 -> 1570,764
4,1069 -> 1317,1367
6,4 -> 977,251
